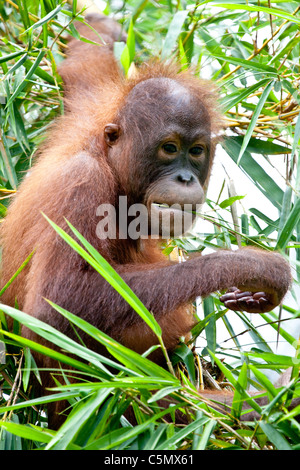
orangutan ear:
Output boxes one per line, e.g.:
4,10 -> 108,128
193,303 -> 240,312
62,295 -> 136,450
104,123 -> 121,146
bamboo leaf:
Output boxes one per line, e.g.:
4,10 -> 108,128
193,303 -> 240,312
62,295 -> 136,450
230,136 -> 291,156
45,388 -> 112,450
156,415 -> 210,450
0,306 -> 123,376
210,53 -> 277,74
208,350 -> 263,415
23,3 -> 63,34
209,2 -> 300,26
0,50 -> 27,64
222,137 -> 284,210
46,299 -> 173,380
0,421 -> 55,445
0,130 -> 18,189
44,214 -> 162,338
84,407 -> 180,450
291,111 -> 300,161
258,422 -> 292,450
6,49 -> 46,106
127,19 -> 135,63
221,78 -> 271,112
237,81 -> 274,163
276,198 -> 300,250
193,419 -> 216,450
219,195 -> 245,209
162,10 -> 189,59
231,362 -> 248,419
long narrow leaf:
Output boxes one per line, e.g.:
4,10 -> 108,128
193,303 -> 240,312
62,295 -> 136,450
211,53 -> 277,75
23,4 -> 63,34
208,350 -> 263,415
0,422 -> 55,445
258,422 -> 292,450
46,299 -> 174,380
156,415 -> 210,450
193,419 -> 217,450
276,198 -> 300,250
0,305 -> 124,376
6,49 -> 46,106
237,81 -> 274,163
221,79 -> 272,112
45,388 -> 112,450
231,362 -> 248,419
209,2 -> 300,26
222,137 -> 284,210
84,406 -> 181,450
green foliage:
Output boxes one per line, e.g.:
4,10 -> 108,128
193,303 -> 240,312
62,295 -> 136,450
1,0 -> 300,450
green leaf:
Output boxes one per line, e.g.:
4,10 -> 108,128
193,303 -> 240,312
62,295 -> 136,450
193,418 -> 217,450
203,296 -> 216,356
237,81 -> 274,163
127,19 -> 135,63
230,136 -> 291,156
46,299 -> 173,380
291,110 -> 300,161
147,385 -> 182,403
276,198 -> 300,250
219,195 -> 245,209
0,306 -> 121,376
269,34 -> 300,65
156,415 -> 210,450
0,390 -> 84,414
232,362 -> 248,419
132,0 -> 149,23
162,10 -> 189,59
221,78 -> 271,112
0,50 -> 27,64
198,28 -> 231,75
0,251 -> 34,297
23,57 -> 56,85
2,53 -> 28,78
209,2 -> 300,26
258,422 -> 292,450
222,137 -> 284,210
121,45 -> 131,75
15,0 -> 31,30
9,101 -> 31,152
23,3 -> 63,34
248,364 -> 277,397
0,421 -> 54,446
172,343 -> 196,384
235,311 -> 273,354
247,351 -> 300,367
84,407 -> 177,450
178,37 -> 188,70
0,131 -> 18,189
45,388 -> 112,450
209,53 -> 277,75
6,49 -> 46,106
44,214 -> 162,338
208,350 -> 263,416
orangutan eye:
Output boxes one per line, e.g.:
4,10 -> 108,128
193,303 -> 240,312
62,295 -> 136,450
162,143 -> 178,154
190,146 -> 204,156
